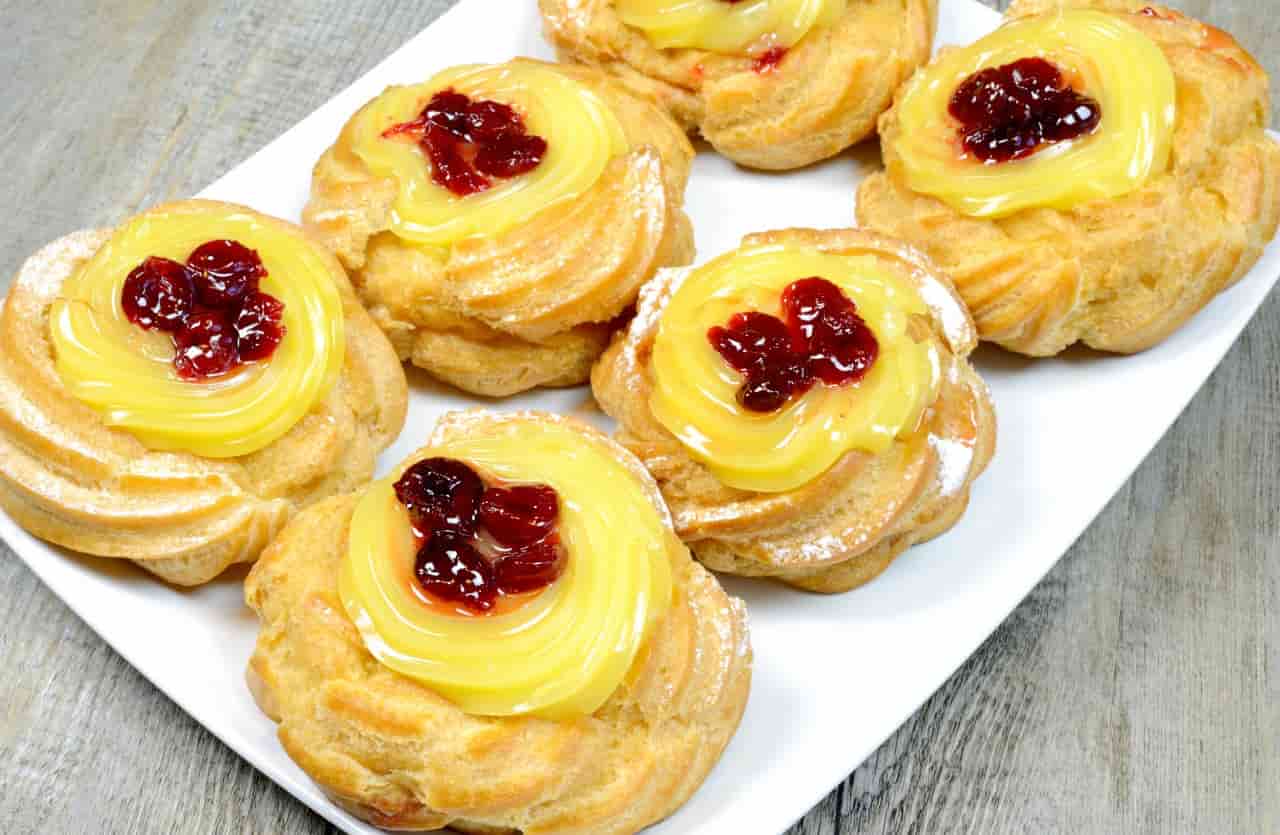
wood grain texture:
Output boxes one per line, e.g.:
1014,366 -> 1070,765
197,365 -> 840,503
0,1 -> 1276,834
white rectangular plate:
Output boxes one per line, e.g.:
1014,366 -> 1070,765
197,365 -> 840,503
4,1 -> 1279,833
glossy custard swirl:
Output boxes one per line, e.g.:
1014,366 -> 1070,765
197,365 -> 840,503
339,416 -> 675,719
349,60 -> 628,250
890,9 -> 1176,217
616,0 -> 848,54
650,242 -> 941,493
49,204 -> 344,458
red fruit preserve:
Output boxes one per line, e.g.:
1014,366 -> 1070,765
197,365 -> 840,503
949,57 -> 1101,163
393,458 -> 566,613
383,89 -> 548,197
708,276 -> 879,412
121,240 -> 286,380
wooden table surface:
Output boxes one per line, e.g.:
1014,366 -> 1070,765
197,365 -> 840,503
1,1 -> 1276,833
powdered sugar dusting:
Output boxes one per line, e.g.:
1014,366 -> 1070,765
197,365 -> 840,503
929,434 -> 974,499
914,274 -> 975,352
16,229 -> 111,304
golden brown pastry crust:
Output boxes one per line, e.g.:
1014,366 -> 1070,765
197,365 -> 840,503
858,0 -> 1280,356
0,200 -> 408,586
303,60 -> 695,397
592,228 -> 997,592
244,410 -> 752,835
539,0 -> 938,170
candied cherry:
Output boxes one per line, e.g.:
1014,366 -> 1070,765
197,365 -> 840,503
393,457 -> 568,613
415,531 -> 498,612
474,132 -> 548,179
707,277 -> 878,413
949,57 -> 1101,163
494,540 -> 565,595
234,292 -> 286,361
737,357 -> 813,413
173,310 -> 238,379
394,458 -> 486,536
120,238 -> 287,380
709,311 -> 800,369
424,89 -> 474,135
422,124 -> 491,196
782,277 -> 878,385
383,88 -> 548,197
121,257 -> 195,332
186,239 -> 265,307
708,312 -> 812,412
479,485 -> 559,547
465,99 -> 520,141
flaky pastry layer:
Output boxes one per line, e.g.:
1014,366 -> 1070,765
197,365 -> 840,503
858,0 -> 1280,356
0,206 -> 407,585
245,410 -> 751,835
303,61 -> 694,397
593,229 -> 996,592
539,0 -> 937,170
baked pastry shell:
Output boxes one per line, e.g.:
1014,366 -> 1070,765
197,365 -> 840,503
858,0 -> 1280,356
592,228 -> 997,592
539,0 -> 938,170
244,409 -> 752,834
0,200 -> 408,585
303,60 -> 696,397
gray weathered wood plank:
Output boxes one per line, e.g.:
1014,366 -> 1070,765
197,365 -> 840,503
0,1 -> 1275,833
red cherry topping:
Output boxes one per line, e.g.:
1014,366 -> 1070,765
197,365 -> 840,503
383,89 -> 547,197
119,239 -> 287,381
707,277 -> 878,413
465,99 -> 521,141
782,277 -> 879,385
393,457 -> 567,613
186,239 -> 265,308
494,540 -> 565,595
422,124 -> 491,197
234,292 -> 286,361
480,485 -> 560,547
949,57 -> 1101,163
424,89 -> 474,135
709,310 -> 801,366
394,457 -> 485,537
415,531 -> 498,613
708,311 -> 811,412
122,257 -> 196,332
173,311 -> 238,380
474,132 -> 549,179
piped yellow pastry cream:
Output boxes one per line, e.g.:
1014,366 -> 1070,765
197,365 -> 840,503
650,240 -> 942,493
339,414 -> 676,719
890,8 -> 1176,217
616,0 -> 848,54
48,202 -> 344,459
347,60 -> 628,251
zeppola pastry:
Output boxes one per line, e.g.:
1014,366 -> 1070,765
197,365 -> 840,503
857,0 -> 1280,355
303,58 -> 694,396
0,200 -> 407,585
539,0 -> 938,170
594,228 -> 996,592
245,409 -> 751,833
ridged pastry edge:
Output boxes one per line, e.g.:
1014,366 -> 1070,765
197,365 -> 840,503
303,60 -> 695,397
538,0 -> 938,170
0,201 -> 408,585
592,228 -> 997,592
244,409 -> 752,834
858,0 -> 1280,355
